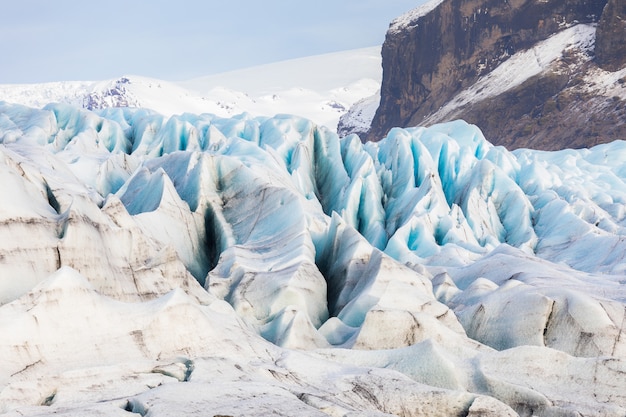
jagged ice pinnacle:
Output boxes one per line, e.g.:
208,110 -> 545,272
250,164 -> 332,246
1,102 -> 626,416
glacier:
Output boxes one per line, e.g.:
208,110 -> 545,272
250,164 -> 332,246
0,101 -> 626,415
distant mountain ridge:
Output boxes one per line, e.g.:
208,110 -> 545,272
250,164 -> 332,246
0,47 -> 382,134
353,0 -> 626,150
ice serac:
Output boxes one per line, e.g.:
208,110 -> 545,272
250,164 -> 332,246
1,102 -> 626,415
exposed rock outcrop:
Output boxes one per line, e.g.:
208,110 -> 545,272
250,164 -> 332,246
596,0 -> 626,71
363,0 -> 626,150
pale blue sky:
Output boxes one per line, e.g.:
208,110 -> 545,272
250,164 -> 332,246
1,0 -> 424,84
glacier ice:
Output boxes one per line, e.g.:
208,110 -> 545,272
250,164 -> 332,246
1,101 -> 626,415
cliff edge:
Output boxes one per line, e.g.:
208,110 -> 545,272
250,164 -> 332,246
355,0 -> 626,150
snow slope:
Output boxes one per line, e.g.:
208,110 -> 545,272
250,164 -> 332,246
0,47 -> 382,133
422,24 -> 608,125
0,102 -> 625,415
423,24 -> 592,123
388,0 -> 446,34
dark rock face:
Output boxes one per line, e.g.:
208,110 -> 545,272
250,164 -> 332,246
453,67 -> 626,150
365,0 -> 622,149
83,77 -> 139,111
596,0 -> 626,71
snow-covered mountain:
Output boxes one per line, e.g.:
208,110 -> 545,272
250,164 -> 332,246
1,101 -> 626,415
0,47 -> 382,134
360,0 -> 626,150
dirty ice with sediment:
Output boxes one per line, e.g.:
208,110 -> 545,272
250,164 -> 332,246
0,98 -> 625,415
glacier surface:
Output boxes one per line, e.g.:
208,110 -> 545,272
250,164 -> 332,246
0,102 -> 625,416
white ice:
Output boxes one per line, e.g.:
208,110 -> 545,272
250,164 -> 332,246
0,102 -> 625,415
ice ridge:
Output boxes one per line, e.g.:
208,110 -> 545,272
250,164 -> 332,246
1,102 -> 626,415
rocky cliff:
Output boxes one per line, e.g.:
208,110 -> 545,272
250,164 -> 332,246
596,0 -> 626,72
359,0 -> 626,150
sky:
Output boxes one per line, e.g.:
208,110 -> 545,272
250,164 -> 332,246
1,0 -> 425,84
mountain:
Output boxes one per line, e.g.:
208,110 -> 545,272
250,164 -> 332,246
1,102 -> 626,415
0,47 -> 382,134
356,0 -> 626,150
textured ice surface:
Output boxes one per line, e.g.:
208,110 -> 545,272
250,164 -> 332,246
1,102 -> 625,415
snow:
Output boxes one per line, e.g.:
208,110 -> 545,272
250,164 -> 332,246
424,24 -> 597,124
388,0 -> 446,34
337,90 -> 380,136
1,102 -> 626,415
580,64 -> 626,100
0,47 -> 383,134
180,47 -> 382,96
